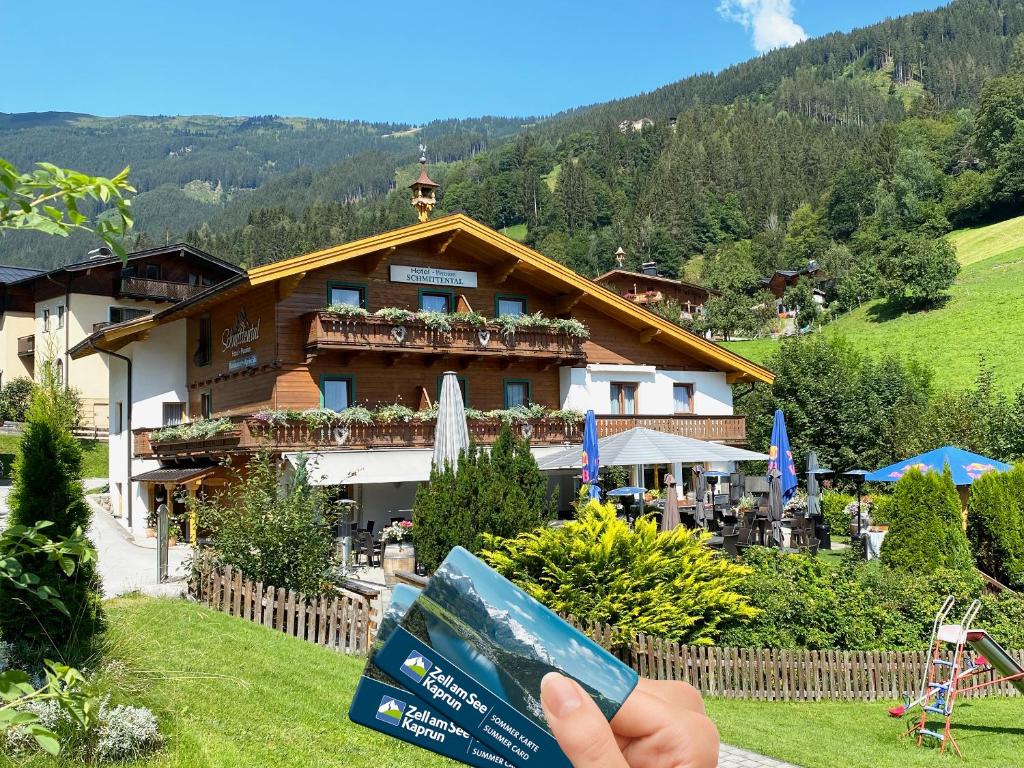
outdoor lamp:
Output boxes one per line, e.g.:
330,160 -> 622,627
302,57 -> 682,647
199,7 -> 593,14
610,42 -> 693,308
704,470 -> 732,526
843,469 -> 869,540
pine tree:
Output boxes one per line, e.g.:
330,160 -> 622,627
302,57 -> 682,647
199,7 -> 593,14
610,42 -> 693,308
0,363 -> 103,662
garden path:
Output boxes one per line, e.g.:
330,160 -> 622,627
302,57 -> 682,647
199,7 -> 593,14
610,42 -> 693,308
718,743 -> 800,767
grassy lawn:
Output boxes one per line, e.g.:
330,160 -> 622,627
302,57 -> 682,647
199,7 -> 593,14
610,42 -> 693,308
499,223 -> 527,242
2,597 -> 450,768
6,596 -> 1021,768
723,216 -> 1024,392
0,434 -> 108,479
709,697 -> 1023,768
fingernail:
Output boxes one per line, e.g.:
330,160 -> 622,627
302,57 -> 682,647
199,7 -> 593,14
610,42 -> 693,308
542,672 -> 582,718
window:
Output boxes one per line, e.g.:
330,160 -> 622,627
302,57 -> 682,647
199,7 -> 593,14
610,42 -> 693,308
419,290 -> 452,313
42,308 -> 50,333
673,383 -> 694,414
188,273 -> 199,286
504,379 -> 531,408
57,305 -> 65,329
321,375 -> 354,412
200,391 -> 213,419
145,264 -> 161,279
610,382 -> 638,415
436,375 -> 468,406
54,359 -> 63,386
120,266 -> 137,278
328,282 -> 367,308
162,402 -> 185,426
112,401 -> 123,434
194,315 -> 212,367
109,306 -> 149,324
495,295 -> 527,317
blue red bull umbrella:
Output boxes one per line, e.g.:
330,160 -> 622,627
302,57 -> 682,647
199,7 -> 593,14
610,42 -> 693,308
581,409 -> 601,499
866,446 -> 1011,485
768,409 -> 798,503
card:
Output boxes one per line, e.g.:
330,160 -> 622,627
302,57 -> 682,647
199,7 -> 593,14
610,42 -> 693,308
348,584 -> 516,768
375,547 -> 639,768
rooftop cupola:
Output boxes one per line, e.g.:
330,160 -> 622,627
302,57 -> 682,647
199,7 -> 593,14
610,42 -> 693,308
409,145 -> 440,223
614,246 -> 626,268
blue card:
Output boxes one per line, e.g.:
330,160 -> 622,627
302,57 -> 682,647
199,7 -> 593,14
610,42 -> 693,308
375,547 -> 639,768
348,584 -> 516,768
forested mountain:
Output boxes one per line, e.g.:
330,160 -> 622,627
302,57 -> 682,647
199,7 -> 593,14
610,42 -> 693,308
4,0 -> 1024,277
0,112 -> 528,266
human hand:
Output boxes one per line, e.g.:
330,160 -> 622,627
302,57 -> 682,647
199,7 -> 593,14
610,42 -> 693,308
541,673 -> 718,768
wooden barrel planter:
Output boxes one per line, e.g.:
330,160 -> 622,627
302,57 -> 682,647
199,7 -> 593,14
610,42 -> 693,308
383,542 -> 416,586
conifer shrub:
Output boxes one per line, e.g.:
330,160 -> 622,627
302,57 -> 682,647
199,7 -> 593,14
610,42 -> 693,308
879,468 -> 974,576
0,367 -> 102,663
479,500 -> 756,645
413,427 -> 553,572
968,464 -> 1024,589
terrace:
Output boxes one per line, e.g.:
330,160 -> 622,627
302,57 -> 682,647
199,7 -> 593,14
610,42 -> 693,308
304,311 -> 587,363
133,412 -> 747,458
118,276 -> 207,303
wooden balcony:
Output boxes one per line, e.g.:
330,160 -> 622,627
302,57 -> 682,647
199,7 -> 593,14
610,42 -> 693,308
133,413 -> 746,459
118,277 -> 206,303
305,312 -> 586,362
17,335 -> 34,357
595,415 -> 747,444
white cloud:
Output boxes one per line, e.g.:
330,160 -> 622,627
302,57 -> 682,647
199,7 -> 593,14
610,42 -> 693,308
718,0 -> 808,53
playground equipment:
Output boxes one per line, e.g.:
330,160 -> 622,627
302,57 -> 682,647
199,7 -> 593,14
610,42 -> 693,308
888,596 -> 1024,757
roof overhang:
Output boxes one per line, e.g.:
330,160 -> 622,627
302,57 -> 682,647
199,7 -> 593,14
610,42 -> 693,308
71,214 -> 773,383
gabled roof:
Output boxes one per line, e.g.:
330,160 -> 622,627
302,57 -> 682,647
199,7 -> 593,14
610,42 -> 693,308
0,264 -> 44,284
593,268 -> 719,296
8,243 -> 242,287
70,214 -> 773,383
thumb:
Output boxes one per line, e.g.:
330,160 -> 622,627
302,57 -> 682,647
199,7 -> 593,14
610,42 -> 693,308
541,672 -> 629,768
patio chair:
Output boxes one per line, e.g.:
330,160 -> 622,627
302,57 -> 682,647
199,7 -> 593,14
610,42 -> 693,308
355,531 -> 373,566
371,537 -> 387,568
721,524 -> 737,537
723,532 -> 740,558
364,520 -> 376,535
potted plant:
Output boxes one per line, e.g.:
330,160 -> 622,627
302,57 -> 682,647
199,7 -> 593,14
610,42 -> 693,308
380,520 -> 415,586
736,494 -> 756,514
145,508 -> 158,538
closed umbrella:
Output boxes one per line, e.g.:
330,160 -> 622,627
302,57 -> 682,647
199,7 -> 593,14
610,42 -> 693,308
432,371 -> 470,470
580,409 -> 601,500
767,467 -> 784,548
806,451 -> 821,519
661,473 -> 680,531
693,467 -> 708,527
768,409 -> 798,504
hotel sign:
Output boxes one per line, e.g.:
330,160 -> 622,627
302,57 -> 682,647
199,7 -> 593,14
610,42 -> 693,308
222,307 -> 260,372
390,265 -> 478,288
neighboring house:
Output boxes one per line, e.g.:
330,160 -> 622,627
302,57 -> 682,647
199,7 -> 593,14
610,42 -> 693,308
594,263 -> 717,319
72,179 -> 773,536
0,265 -> 45,386
1,245 -> 242,428
758,261 -> 833,300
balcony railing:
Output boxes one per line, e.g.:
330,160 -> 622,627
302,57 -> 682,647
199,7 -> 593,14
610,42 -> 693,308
118,277 -> 206,302
17,335 -> 34,356
305,312 -> 587,361
133,413 -> 746,458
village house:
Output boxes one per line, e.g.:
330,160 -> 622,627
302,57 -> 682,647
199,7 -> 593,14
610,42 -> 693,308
0,245 -> 241,427
71,164 -> 773,538
593,252 -> 717,320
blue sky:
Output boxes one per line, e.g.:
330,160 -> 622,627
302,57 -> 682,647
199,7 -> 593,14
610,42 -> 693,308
2,1 -> 945,123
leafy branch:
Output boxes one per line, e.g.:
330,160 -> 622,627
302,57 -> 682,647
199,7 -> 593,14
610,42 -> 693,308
0,159 -> 135,258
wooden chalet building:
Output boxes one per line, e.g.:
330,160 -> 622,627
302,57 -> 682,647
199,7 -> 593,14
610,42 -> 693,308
72,168 -> 772,537
594,257 -> 717,320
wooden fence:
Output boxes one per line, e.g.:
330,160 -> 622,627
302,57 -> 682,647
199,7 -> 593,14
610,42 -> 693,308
392,572 -> 1020,702
192,566 -> 379,654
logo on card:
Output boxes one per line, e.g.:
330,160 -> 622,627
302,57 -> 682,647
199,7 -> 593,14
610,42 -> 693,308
375,695 -> 407,726
400,651 -> 433,683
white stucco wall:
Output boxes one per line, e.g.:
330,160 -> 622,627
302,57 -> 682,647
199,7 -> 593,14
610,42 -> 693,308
558,365 -> 733,415
0,311 -> 34,383
107,319 -> 188,531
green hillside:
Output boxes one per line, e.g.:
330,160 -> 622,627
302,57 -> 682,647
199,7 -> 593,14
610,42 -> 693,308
723,215 -> 1024,392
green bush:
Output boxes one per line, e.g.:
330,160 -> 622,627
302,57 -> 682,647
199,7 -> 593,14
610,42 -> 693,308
820,491 -> 854,536
189,451 -> 338,594
968,464 -> 1024,588
0,377 -> 34,422
0,367 -> 102,663
880,468 -> 974,576
480,500 -> 756,645
869,493 -> 894,525
720,548 -> 983,650
413,426 -> 553,572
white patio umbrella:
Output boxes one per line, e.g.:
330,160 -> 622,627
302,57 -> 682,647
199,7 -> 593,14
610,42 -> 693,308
536,427 -> 769,470
432,371 -> 470,470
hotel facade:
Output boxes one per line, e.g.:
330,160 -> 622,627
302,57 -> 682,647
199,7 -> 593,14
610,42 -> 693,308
73,174 -> 772,536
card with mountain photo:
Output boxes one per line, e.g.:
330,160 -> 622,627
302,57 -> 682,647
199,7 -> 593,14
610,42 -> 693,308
348,584 -> 516,768
375,547 -> 639,768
